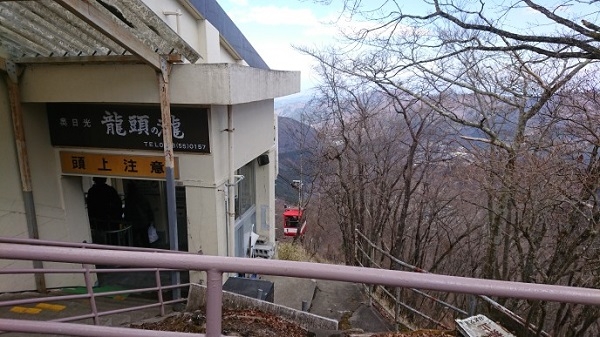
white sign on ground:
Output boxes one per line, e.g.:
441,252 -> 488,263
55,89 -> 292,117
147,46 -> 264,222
456,314 -> 516,337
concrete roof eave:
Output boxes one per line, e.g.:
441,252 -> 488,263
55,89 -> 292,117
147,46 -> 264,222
20,63 -> 301,105
172,63 -> 301,104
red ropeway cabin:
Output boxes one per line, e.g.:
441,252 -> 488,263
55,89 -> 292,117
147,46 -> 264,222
283,206 -> 306,237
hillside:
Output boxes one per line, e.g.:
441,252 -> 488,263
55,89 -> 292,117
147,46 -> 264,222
276,115 -> 316,203
275,91 -> 313,121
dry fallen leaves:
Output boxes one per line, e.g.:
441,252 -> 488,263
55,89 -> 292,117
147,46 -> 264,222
134,309 -> 456,337
134,308 -> 310,337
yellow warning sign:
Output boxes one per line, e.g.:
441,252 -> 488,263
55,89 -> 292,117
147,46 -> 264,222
60,151 -> 179,179
10,306 -> 42,314
35,303 -> 66,311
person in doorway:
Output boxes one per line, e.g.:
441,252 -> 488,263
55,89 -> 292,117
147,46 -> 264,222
86,177 -> 122,233
124,181 -> 155,247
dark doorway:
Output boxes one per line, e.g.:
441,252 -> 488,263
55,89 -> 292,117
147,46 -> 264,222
122,179 -> 188,252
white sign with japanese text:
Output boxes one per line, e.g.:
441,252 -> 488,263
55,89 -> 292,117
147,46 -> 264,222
456,315 -> 516,337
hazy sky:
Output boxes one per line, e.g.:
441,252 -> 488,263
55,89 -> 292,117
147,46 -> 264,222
217,0 -> 349,92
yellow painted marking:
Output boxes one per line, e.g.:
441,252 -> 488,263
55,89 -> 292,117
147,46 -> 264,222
10,307 -> 28,313
10,306 -> 42,314
36,303 -> 66,311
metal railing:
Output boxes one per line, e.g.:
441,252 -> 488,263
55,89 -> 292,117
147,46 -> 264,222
0,238 -> 191,327
0,266 -> 188,323
354,229 -> 551,336
1,237 -> 600,336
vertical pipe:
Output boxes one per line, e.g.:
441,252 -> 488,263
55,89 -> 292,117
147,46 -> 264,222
157,57 -> 180,299
227,106 -> 235,257
469,295 -> 477,316
395,287 -> 401,331
224,184 -> 230,257
175,10 -> 181,35
257,288 -> 263,300
205,269 -> 223,337
83,264 -> 99,325
5,61 -> 46,293
354,228 -> 358,265
155,268 -> 165,316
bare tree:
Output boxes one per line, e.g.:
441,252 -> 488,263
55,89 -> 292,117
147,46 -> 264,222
298,0 -> 600,333
316,0 -> 600,61
303,50 -> 474,274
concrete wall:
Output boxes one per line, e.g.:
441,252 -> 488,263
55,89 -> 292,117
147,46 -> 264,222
231,101 -> 275,168
0,70 -> 283,291
19,64 -> 299,105
143,0 -> 240,66
25,104 -> 94,288
0,99 -> 94,291
183,100 -> 278,268
186,284 -> 339,332
144,0 -> 201,56
208,101 -> 277,241
255,147 -> 277,240
0,75 -> 37,291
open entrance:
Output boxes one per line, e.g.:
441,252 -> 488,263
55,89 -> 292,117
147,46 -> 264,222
84,177 -> 188,252
84,176 -> 190,296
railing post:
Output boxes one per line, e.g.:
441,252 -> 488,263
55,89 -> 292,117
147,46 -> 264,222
395,287 -> 400,331
469,295 -> 477,316
155,268 -> 165,316
83,264 -> 99,325
205,269 -> 223,337
257,289 -> 263,300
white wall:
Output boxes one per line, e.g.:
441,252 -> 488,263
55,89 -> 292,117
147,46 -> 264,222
0,75 -> 37,292
143,0 -> 244,66
255,146 -> 277,240
143,0 -> 201,60
0,77 -> 28,239
19,64 -> 299,106
232,100 -> 276,168
25,104 -> 94,289
209,101 -> 276,183
0,98 -> 93,291
24,104 -> 69,241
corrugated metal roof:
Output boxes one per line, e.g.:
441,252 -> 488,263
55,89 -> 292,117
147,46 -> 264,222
0,0 -> 201,66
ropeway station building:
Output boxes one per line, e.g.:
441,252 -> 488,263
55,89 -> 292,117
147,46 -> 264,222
0,0 -> 300,292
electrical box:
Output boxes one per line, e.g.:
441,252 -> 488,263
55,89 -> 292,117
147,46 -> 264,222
223,277 -> 274,303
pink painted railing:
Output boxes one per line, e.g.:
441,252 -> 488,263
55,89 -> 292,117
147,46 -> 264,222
0,265 -> 188,323
1,238 -> 600,336
0,237 -> 191,335
354,229 -> 551,336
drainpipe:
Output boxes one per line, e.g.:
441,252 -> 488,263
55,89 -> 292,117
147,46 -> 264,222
227,105 -> 235,257
5,60 -> 46,292
157,56 -> 180,299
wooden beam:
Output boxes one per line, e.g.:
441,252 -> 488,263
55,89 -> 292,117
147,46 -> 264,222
0,57 -> 6,72
118,0 -> 201,62
5,60 -> 47,292
54,0 -> 161,70
13,54 -> 183,66
157,56 -> 181,299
